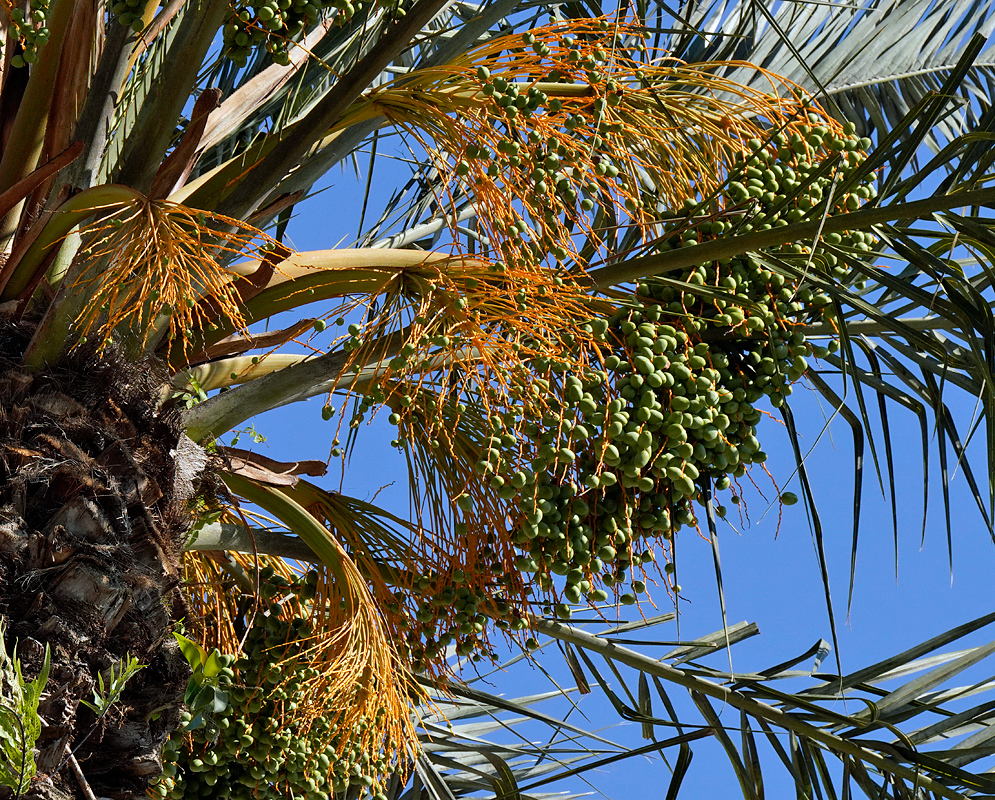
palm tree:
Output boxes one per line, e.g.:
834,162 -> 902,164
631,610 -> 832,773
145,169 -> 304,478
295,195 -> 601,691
0,1 -> 994,800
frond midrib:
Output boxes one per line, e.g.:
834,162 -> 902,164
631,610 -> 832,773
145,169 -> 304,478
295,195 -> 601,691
824,60 -> 995,96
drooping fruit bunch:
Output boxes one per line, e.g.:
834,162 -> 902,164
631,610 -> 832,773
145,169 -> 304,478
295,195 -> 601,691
393,530 -> 526,670
222,0 -> 368,67
459,121 -> 874,615
154,569 -> 404,800
6,0 -> 52,67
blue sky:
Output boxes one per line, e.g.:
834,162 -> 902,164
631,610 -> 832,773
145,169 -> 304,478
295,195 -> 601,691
231,124 -> 995,798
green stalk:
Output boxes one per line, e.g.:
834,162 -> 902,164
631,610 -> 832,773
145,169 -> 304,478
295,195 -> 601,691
587,185 -> 995,289
18,185 -> 142,369
113,0 -> 231,192
0,0 -> 78,250
175,354 -> 311,393
186,521 -> 320,563
181,348 -> 350,442
65,22 -> 140,192
1,184 -> 139,302
219,472 -> 354,591
188,517 -> 411,587
181,330 -> 403,442
44,227 -> 82,292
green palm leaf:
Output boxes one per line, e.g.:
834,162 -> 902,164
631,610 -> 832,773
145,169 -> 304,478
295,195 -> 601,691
663,0 -> 995,151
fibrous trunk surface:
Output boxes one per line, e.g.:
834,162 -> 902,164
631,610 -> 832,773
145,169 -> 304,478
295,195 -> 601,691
0,320 -> 200,800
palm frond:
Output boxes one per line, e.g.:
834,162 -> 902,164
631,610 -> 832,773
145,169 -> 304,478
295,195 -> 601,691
365,610 -> 995,799
533,613 -> 995,799
660,0 -> 995,153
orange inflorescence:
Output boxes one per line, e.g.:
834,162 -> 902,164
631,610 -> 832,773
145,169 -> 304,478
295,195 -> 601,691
260,18 -> 855,676
182,545 -> 419,790
71,196 -> 280,357
359,17 -> 819,281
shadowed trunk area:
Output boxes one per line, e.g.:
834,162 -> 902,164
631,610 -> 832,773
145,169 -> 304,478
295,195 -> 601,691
0,320 -> 203,800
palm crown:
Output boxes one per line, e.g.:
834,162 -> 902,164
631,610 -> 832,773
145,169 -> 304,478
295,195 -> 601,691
0,2 -> 993,800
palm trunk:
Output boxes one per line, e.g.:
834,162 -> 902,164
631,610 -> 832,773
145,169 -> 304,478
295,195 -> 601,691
0,319 -> 202,800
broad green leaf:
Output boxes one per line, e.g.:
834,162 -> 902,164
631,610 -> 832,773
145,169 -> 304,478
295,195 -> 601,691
173,632 -> 208,670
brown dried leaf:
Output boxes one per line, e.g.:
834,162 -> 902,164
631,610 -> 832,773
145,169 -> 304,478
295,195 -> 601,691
193,317 -> 317,363
220,445 -> 328,487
